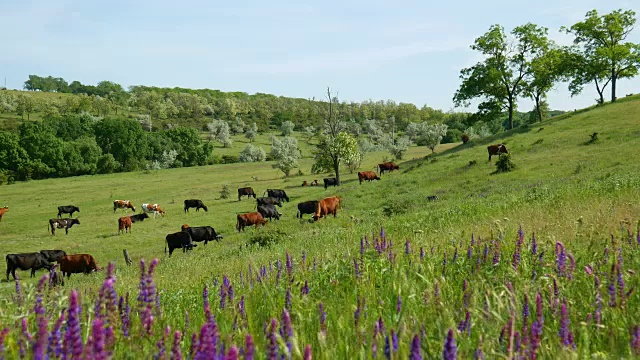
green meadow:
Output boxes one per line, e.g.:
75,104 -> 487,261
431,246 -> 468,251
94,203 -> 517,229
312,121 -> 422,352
0,96 -> 639,358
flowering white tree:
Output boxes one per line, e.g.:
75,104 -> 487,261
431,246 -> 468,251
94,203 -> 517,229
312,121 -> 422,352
231,117 -> 245,135
245,122 -> 258,142
385,135 -> 411,160
239,144 -> 266,162
281,121 -> 295,136
422,123 -> 449,153
270,136 -> 301,176
207,120 -> 232,147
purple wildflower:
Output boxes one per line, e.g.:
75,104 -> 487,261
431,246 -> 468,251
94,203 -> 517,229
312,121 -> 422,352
286,251 -> 293,278
558,299 -> 574,348
14,275 -> 23,307
225,346 -> 239,360
220,283 -> 227,309
585,265 -> 593,275
443,329 -> 456,360
617,264 -> 626,304
474,347 -> 485,360
567,253 -> 576,280
492,243 -> 500,265
458,311 -> 471,335
594,276 -> 603,325
396,295 -> 402,314
19,318 -> 32,359
172,331 -> 183,360
530,320 -> 542,359
452,247 -> 458,263
384,334 -> 391,359
91,318 -> 106,360
608,264 -> 617,307
531,232 -> 537,256
301,280 -> 310,295
121,293 -> 131,337
64,290 -> 83,359
319,303 -> 327,334
268,318 -> 278,360
281,309 -> 293,357
556,242 -> 567,276
285,288 -> 292,310
523,294 -> 530,324
303,345 -> 312,360
48,309 -> 66,358
0,328 -> 10,359
244,335 -> 255,360
420,247 -> 425,261
405,239 -> 411,255
410,335 -> 421,360
631,326 -> 640,355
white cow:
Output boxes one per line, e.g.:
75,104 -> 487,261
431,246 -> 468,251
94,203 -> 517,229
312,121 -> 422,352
141,203 -> 166,218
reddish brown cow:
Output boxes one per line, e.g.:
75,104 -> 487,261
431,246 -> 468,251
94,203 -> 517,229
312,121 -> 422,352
378,162 -> 399,175
313,196 -> 341,221
113,200 -> 136,213
487,144 -> 508,161
302,181 -> 309,186
358,171 -> 381,184
59,254 -> 99,278
118,216 -> 132,234
0,206 -> 8,222
236,212 -> 268,231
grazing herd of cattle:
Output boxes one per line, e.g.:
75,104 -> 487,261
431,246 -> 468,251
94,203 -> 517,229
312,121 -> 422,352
4,145 -> 509,279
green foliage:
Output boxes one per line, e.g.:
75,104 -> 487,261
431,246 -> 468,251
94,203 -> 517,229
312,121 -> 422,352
247,228 -> 288,247
59,137 -> 102,176
419,123 -> 449,153
562,9 -> 640,103
230,117 -> 245,135
385,136 -> 411,160
207,120 -> 232,147
0,131 -> 29,172
18,122 -> 64,177
442,128 -> 462,144
239,144 -> 266,163
165,127 -> 210,167
494,153 -> 516,173
270,136 -> 301,176
219,184 -> 231,199
96,153 -> 120,174
94,118 -> 148,170
312,132 -> 359,176
245,122 -> 258,142
280,120 -> 295,136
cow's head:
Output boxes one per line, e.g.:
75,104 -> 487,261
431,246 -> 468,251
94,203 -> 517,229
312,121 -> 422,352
201,205 -> 208,212
129,203 -> 136,211
73,207 -> 80,212
181,224 -> 190,231
71,219 -> 80,225
393,165 -> 400,170
141,213 -> 149,219
274,199 -> 283,207
500,144 -> 508,153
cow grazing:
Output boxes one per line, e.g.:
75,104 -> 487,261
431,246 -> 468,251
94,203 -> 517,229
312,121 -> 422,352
184,199 -> 208,213
128,213 -> 149,223
180,225 -> 223,245
302,181 -> 309,186
113,200 -> 136,213
238,187 -> 257,201
297,200 -> 319,219
323,178 -> 338,189
6,253 -> 53,280
427,195 -> 439,201
39,250 -> 67,263
0,206 -> 8,222
358,171 -> 381,184
236,212 -> 268,231
256,197 -> 282,208
257,204 -> 281,221
313,196 -> 341,221
118,216 -> 132,234
264,189 -> 289,202
165,231 -> 196,257
378,162 -> 400,175
487,144 -> 508,161
48,218 -> 80,235
142,203 -> 166,218
312,180 -> 319,186
59,254 -> 99,278
57,205 -> 80,218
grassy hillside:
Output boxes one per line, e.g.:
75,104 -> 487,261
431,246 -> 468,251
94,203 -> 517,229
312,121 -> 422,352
0,97 -> 639,358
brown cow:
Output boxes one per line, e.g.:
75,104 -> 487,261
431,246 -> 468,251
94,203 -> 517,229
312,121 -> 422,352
378,162 -> 399,175
59,254 -> 99,278
118,216 -> 132,234
358,171 -> 380,184
313,196 -> 341,221
312,180 -> 319,186
113,200 -> 136,213
487,144 -> 508,161
302,181 -> 309,186
236,212 -> 268,231
142,203 -> 166,218
0,206 -> 8,222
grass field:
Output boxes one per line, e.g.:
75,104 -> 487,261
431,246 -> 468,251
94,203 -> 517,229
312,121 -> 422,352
0,96 -> 639,358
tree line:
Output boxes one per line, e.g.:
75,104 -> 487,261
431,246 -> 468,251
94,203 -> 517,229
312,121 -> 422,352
454,8 -> 640,129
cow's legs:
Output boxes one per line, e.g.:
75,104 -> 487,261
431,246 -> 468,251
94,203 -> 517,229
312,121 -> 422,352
31,268 -> 36,277
11,269 -> 17,280
6,267 -> 11,281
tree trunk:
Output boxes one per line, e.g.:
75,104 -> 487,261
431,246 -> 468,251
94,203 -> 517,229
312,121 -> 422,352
27,113 -> 30,121
333,158 -> 340,186
594,78 -> 604,105
611,68 -> 617,103
508,98 -> 514,130
535,94 -> 542,122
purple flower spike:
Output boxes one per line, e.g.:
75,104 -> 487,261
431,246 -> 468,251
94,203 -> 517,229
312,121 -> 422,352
409,335 -> 421,360
301,281 -> 310,295
14,275 -> 23,307
303,344 -> 312,360
384,334 -> 391,359
319,303 -> 327,334
48,309 -> 66,358
286,251 -> 293,277
530,320 -> 542,359
268,319 -> 278,360
91,318 -> 106,360
420,247 -> 425,261
226,346 -> 239,360
558,299 -> 574,348
285,288 -> 292,310
245,335 -> 255,360
396,295 -> 402,314
171,330 -> 183,360
405,239 -> 411,255
443,329 -> 456,360
631,325 -> 640,355
64,290 -> 83,359
0,328 -> 10,359
531,232 -> 537,256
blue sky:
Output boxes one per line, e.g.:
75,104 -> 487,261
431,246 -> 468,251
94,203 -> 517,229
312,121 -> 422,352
1,0 -> 638,113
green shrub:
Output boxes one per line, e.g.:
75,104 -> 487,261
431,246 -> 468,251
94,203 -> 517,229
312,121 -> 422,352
248,228 -> 288,247
220,184 -> 231,199
382,197 -> 414,217
222,155 -> 239,164
494,153 -> 516,173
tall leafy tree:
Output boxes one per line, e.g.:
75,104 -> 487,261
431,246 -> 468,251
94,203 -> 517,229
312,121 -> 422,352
562,9 -> 640,103
454,23 -> 550,129
526,47 -> 566,122
94,118 -> 148,171
270,136 -> 301,176
165,127 -> 210,167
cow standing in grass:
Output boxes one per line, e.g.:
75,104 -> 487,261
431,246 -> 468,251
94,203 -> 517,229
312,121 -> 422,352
487,144 -> 508,161
57,205 -> 80,218
238,187 -> 257,201
313,196 -> 341,221
378,162 -> 399,175
59,254 -> 99,278
184,199 -> 208,213
6,253 -> 53,280
49,218 -> 80,235
142,203 -> 166,218
118,216 -> 132,234
113,200 -> 136,213
297,200 -> 319,219
236,212 -> 268,231
358,171 -> 380,184
0,206 -> 8,222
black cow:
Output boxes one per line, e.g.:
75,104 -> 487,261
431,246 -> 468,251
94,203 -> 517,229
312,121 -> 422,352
323,178 -> 338,189
57,205 -> 80,218
184,199 -> 208,213
256,197 -> 282,208
182,226 -> 223,245
6,253 -> 53,280
48,218 -> 80,235
165,231 -> 197,257
258,204 -> 281,221
264,189 -> 289,202
39,250 -> 67,263
238,187 -> 257,201
129,213 -> 150,223
297,200 -> 319,219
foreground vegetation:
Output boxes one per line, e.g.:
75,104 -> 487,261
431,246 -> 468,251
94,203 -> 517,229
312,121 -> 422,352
0,91 -> 639,358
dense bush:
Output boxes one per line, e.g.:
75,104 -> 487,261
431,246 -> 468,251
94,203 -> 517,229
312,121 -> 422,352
239,144 -> 267,162
494,153 -> 516,173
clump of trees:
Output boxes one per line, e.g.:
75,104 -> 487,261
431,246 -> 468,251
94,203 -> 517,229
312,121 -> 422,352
0,113 -> 214,181
270,136 -> 301,177
239,144 -> 266,163
454,8 -> 640,128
